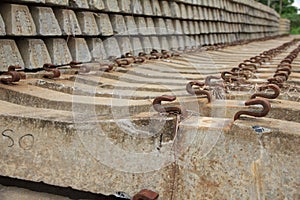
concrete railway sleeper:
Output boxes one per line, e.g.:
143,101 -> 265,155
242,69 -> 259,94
0,35 -> 299,199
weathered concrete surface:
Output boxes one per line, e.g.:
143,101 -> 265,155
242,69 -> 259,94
0,36 -> 299,200
17,39 -> 51,69
67,38 -> 91,62
0,185 -> 70,200
44,38 -> 72,65
54,9 -> 81,36
0,4 -> 36,36
0,39 -> 25,71
76,11 -> 99,36
30,7 -> 62,36
0,13 -> 6,36
94,13 -> 113,36
86,38 -> 107,61
45,0 -> 68,6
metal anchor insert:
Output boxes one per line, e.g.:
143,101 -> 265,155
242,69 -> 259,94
153,95 -> 182,114
133,189 -> 159,200
251,84 -> 280,99
186,81 -> 212,103
234,98 -> 271,121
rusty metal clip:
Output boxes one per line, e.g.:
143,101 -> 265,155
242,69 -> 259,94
186,81 -> 212,103
0,71 -> 21,84
8,65 -> 26,79
234,98 -> 271,121
251,84 -> 280,99
43,66 -> 61,79
274,72 -> 289,81
115,58 -> 132,66
133,189 -> 159,200
153,95 -> 181,114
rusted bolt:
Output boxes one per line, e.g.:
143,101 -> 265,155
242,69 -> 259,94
161,50 -> 171,58
277,63 -> 291,69
153,95 -> 181,114
7,65 -> 26,79
70,61 -> 82,67
0,71 -> 21,84
115,58 -> 132,66
150,49 -> 162,59
43,67 -> 61,79
238,63 -> 257,71
234,98 -> 271,121
133,189 -> 159,200
8,65 -> 22,71
186,81 -> 212,103
267,77 -> 284,87
274,72 -> 289,81
251,84 -> 280,99
280,59 -> 292,64
275,67 -> 291,75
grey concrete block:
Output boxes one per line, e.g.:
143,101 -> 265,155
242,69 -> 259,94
170,2 -> 181,18
188,21 -> 195,34
154,18 -> 167,35
94,13 -> 113,36
54,9 -> 82,36
44,38 -> 72,65
186,5 -> 193,19
160,1 -> 171,17
124,16 -> 138,35
17,39 -> 51,69
193,6 -> 200,20
30,7 -> 62,36
86,38 -> 107,61
0,4 -> 36,36
165,19 -> 175,35
88,0 -> 105,10
173,20 -> 183,34
141,36 -> 152,53
103,0 -> 120,12
141,0 -> 153,15
110,15 -> 127,35
0,39 -> 24,71
169,36 -> 179,49
182,21 -> 190,34
135,17 -> 148,35
130,37 -> 143,55
67,38 -> 92,62
159,36 -> 169,50
184,35 -> 191,48
150,36 -> 161,50
146,17 -> 156,35
76,11 -> 99,36
0,13 -> 6,36
177,36 -> 185,49
118,0 -> 131,13
117,37 -> 132,55
103,37 -> 121,57
45,0 -> 69,6
194,21 -> 200,34
151,0 -> 162,16
180,3 -> 187,19
69,0 -> 89,8
131,0 -> 143,14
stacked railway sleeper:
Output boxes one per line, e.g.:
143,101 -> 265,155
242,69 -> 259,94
0,0 -> 282,72
0,35 -> 299,199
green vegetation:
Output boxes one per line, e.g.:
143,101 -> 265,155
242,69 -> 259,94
255,0 -> 300,34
